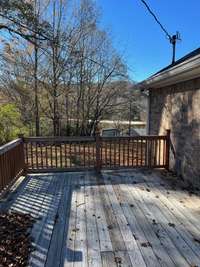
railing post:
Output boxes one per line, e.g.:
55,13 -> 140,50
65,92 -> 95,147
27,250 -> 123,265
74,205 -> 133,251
18,134 -> 26,174
95,128 -> 101,173
165,129 -> 171,170
147,138 -> 152,168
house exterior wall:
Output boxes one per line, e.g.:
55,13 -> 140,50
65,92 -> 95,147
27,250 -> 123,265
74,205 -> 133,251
149,77 -> 200,186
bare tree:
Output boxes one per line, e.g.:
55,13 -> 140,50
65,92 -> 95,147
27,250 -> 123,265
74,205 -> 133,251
0,0 -> 50,44
0,0 -> 130,137
63,0 -> 127,135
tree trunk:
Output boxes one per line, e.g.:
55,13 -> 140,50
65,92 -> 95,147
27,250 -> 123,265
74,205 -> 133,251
34,0 -> 40,136
34,43 -> 40,136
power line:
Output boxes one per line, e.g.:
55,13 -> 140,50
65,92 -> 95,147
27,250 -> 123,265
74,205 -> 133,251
140,0 -> 171,39
139,0 -> 181,64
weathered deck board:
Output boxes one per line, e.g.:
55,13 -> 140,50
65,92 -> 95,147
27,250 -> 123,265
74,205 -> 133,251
101,251 -> 116,267
137,179 -> 200,263
73,175 -> 88,267
45,174 -> 72,267
139,173 -> 200,248
63,174 -> 78,267
103,177 -> 146,267
85,173 -> 102,267
133,185 -> 200,266
2,169 -> 200,267
113,183 -> 175,267
98,179 -> 126,252
91,177 -> 113,252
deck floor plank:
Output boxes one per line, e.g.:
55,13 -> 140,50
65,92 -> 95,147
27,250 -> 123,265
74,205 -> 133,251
103,175 -> 146,267
134,182 -> 200,267
136,174 -> 200,261
29,175 -> 64,267
140,172 -> 200,245
117,173 -> 190,267
85,173 -> 102,267
63,174 -> 78,267
92,177 -> 113,252
4,169 -> 200,267
128,186 -> 190,267
45,174 -> 72,267
112,180 -> 175,267
97,178 -> 126,252
143,172 -> 200,231
101,251 -> 116,267
73,174 -> 88,267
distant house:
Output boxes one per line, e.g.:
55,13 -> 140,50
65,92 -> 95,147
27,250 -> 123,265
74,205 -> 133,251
141,47 -> 200,186
101,128 -> 120,137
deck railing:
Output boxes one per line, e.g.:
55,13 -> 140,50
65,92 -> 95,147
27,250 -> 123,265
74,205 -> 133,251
0,139 -> 25,195
23,130 -> 170,172
100,135 -> 169,170
0,130 -> 170,194
23,136 -> 97,171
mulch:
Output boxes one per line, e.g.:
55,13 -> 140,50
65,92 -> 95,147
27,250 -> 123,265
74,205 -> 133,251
0,212 -> 35,267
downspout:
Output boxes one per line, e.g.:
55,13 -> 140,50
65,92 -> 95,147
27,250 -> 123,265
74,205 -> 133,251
146,89 -> 150,135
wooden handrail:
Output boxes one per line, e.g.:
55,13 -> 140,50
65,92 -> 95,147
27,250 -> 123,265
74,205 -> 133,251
0,138 -> 22,155
24,135 -> 166,142
24,136 -> 95,142
101,135 -> 167,141
0,138 -> 25,196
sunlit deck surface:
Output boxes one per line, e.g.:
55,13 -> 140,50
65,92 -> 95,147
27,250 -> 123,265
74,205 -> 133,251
2,169 -> 200,267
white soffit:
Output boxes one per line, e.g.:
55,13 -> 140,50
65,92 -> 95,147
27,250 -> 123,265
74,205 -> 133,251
141,54 -> 200,89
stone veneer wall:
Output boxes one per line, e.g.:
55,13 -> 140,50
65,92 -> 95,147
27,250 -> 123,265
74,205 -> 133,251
149,77 -> 200,186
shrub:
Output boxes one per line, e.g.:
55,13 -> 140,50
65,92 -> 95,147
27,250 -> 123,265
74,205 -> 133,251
0,104 -> 28,145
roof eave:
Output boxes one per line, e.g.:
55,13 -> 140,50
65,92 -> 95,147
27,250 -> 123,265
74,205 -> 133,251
140,54 -> 200,89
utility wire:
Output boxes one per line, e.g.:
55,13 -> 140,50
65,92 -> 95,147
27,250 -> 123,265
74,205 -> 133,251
139,0 -> 171,40
139,0 -> 181,64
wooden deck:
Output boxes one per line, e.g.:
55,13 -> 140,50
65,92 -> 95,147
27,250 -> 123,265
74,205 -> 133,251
1,169 -> 200,267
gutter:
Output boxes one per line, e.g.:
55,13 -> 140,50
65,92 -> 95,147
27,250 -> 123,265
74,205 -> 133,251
140,53 -> 200,89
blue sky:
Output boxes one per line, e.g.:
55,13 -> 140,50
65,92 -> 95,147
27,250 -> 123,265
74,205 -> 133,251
98,0 -> 200,81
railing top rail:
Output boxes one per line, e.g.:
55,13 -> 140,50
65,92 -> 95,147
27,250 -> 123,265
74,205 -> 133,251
24,136 -> 96,142
101,135 -> 167,140
0,138 -> 22,155
24,135 -> 167,143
